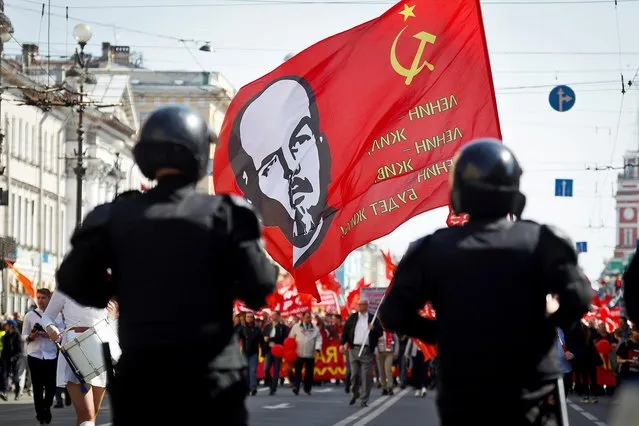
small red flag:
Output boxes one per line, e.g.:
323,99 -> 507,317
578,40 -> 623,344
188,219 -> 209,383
214,0 -> 500,300
446,205 -> 470,227
5,261 -> 35,298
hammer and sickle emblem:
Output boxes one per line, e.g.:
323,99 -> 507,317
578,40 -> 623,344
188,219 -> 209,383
390,26 -> 437,86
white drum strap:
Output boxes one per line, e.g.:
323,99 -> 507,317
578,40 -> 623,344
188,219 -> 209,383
79,422 -> 95,426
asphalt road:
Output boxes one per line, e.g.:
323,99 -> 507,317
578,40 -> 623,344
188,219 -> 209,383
0,384 -> 615,425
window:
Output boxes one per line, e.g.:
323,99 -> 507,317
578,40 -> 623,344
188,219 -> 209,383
16,195 -> 22,244
168,97 -> 176,104
31,200 -> 36,247
48,205 -> 53,252
43,205 -> 48,251
31,126 -> 37,163
183,97 -> 190,106
198,98 -> 206,107
26,198 -> 32,247
15,118 -> 22,156
624,228 -> 633,247
61,209 -> 66,254
138,96 -> 146,105
11,193 -> 16,237
22,122 -> 28,159
47,134 -> 53,171
154,97 -> 161,105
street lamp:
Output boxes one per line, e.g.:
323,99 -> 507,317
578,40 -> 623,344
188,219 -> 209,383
70,23 -> 93,226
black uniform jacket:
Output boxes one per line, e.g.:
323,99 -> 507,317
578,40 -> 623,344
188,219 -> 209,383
379,218 -> 592,406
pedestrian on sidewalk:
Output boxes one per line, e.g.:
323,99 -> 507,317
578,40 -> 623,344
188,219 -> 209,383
22,289 -> 63,425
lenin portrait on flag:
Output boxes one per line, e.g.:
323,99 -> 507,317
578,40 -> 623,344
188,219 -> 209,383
228,76 -> 334,267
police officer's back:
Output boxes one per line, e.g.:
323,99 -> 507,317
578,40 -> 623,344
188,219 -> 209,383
379,139 -> 592,425
56,106 -> 278,425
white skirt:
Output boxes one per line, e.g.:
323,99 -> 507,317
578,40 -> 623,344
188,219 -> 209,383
56,330 -> 107,388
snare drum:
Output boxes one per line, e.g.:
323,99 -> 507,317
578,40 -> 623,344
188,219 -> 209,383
62,318 -> 121,382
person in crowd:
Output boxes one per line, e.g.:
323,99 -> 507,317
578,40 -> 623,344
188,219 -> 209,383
340,298 -> 382,408
289,311 -> 322,396
239,312 -> 263,396
0,319 -> 25,401
22,288 -> 63,425
616,327 -> 639,385
404,338 -> 428,397
572,321 -> 602,404
42,291 -> 112,426
376,328 -> 399,396
262,311 -> 289,395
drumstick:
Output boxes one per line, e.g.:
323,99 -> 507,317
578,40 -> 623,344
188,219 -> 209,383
55,341 -> 89,394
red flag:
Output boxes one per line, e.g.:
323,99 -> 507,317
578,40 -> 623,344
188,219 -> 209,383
213,0 -> 501,300
5,261 -> 35,298
446,205 -> 470,227
346,278 -> 370,311
318,271 -> 342,294
381,250 -> 397,281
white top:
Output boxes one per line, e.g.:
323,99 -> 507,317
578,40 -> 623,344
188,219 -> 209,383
41,290 -> 109,333
22,308 -> 63,360
353,312 -> 369,346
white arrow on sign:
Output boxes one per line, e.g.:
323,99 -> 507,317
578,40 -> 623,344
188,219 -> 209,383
263,403 -> 293,410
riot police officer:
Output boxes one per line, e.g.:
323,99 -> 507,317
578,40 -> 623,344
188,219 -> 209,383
55,105 -> 278,426
379,138 -> 592,425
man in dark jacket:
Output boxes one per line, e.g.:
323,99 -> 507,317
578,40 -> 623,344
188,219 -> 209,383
380,139 -> 592,425
55,106 -> 278,425
239,312 -> 263,396
262,311 -> 289,395
0,320 -> 25,401
340,298 -> 382,407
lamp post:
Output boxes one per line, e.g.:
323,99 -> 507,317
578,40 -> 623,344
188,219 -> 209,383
68,23 -> 93,226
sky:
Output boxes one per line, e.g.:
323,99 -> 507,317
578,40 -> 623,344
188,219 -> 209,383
4,0 -> 639,280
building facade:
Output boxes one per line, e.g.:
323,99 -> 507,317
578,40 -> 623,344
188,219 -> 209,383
0,57 -> 143,314
341,243 -> 388,292
600,149 -> 639,279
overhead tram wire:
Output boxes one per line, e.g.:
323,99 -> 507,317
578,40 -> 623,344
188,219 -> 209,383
10,2 -> 639,55
10,0 -> 639,9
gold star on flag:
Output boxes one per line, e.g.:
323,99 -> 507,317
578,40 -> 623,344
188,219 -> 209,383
398,4 -> 416,22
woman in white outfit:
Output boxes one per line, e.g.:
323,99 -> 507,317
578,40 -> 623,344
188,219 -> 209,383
41,290 -> 117,426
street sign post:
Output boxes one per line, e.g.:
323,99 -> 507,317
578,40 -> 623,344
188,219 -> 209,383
555,179 -> 573,197
576,241 -> 588,253
549,85 -> 575,112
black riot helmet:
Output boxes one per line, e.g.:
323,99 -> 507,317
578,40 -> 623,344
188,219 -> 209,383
133,106 -> 216,182
450,138 -> 526,220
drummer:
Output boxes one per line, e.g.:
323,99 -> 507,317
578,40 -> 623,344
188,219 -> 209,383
41,290 -> 117,426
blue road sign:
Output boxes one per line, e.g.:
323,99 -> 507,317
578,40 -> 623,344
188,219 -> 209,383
549,85 -> 576,112
554,179 -> 573,197
576,241 -> 588,253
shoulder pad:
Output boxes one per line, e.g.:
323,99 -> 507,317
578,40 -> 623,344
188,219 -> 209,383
225,194 -> 255,210
540,224 -> 577,258
402,235 -> 430,260
81,203 -> 112,230
223,195 -> 262,242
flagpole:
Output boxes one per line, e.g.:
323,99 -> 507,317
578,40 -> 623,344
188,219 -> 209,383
358,292 -> 386,358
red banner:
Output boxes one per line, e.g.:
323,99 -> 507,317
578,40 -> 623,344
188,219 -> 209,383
257,338 -> 401,380
213,0 -> 501,299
